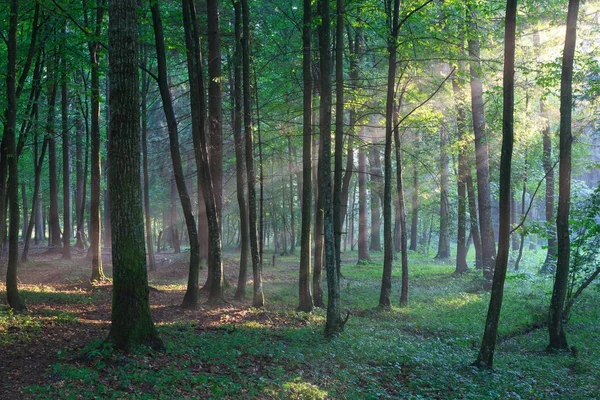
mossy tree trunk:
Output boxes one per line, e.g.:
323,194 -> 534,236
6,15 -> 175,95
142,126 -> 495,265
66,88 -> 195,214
107,0 -> 162,352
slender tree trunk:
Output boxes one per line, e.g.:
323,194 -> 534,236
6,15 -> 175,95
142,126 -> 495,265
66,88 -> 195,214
5,0 -> 25,310
453,66 -> 469,274
548,0 -> 579,352
75,89 -> 86,249
47,54 -> 62,249
468,2 -> 496,279
435,125 -> 450,259
242,0 -> 264,307
314,134 -> 325,307
230,0 -> 250,300
298,0 -> 314,311
140,49 -> 156,272
378,0 -> 399,308
107,0 -> 162,351
410,156 -> 419,251
475,0 -> 517,368
393,103 -> 409,306
62,52 -> 72,259
370,145 -> 382,251
333,0 -> 344,280
466,166 -> 483,269
288,137 -> 296,255
358,126 -> 370,262
169,175 -> 181,253
150,0 -> 205,307
319,0 -> 343,336
535,33 -> 557,273
88,0 -> 106,281
207,0 -> 224,293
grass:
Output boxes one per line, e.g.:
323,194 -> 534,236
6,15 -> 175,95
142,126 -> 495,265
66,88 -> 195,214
3,246 -> 600,399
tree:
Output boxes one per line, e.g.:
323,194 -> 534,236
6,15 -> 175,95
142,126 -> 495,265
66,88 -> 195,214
231,0 -> 250,301
298,0 -> 314,312
151,0 -> 208,307
242,0 -> 265,307
5,0 -> 25,311
468,0 -> 496,280
61,40 -> 72,260
333,0 -> 345,280
379,0 -> 400,309
318,0 -> 344,336
140,46 -> 156,272
107,0 -> 162,351
474,0 -> 517,369
181,0 -> 224,303
547,0 -> 579,353
86,0 -> 106,282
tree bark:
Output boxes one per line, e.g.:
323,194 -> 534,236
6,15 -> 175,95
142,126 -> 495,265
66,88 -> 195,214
107,0 -> 162,351
358,126 -> 370,262
475,0 -> 517,368
87,0 -> 106,281
453,66 -> 469,274
548,0 -> 579,352
379,0 -> 399,309
298,0 -> 314,311
468,1 -> 496,279
5,0 -> 25,311
242,0 -> 264,307
410,156 -> 419,251
47,53 -> 62,249
333,0 -> 344,280
370,144 -> 382,251
61,49 -> 72,260
319,0 -> 343,336
140,48 -> 156,272
435,125 -> 450,259
150,0 -> 206,307
231,0 -> 250,300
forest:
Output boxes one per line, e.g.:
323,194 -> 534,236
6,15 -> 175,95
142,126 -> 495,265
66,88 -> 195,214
1,0 -> 600,398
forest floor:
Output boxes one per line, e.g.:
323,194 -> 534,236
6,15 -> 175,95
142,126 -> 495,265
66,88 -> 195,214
1,245 -> 600,399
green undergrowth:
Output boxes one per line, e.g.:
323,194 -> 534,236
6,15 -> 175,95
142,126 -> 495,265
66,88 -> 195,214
14,248 -> 600,398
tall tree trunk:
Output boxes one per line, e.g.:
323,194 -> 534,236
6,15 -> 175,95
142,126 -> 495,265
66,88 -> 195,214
319,0 -> 343,336
107,0 -> 162,351
466,166 -> 483,269
206,0 -> 224,294
468,1 -> 496,279
453,64 -> 469,274
548,0 -> 579,352
47,54 -> 62,249
22,140 -> 48,263
333,0 -> 344,280
169,175 -> 181,253
410,156 -> 419,250
298,0 -> 314,311
242,0 -> 264,307
369,145 -> 382,251
314,136 -> 325,307
474,0 -> 517,368
75,86 -> 86,249
534,30 -> 557,274
140,48 -> 156,271
231,0 -> 250,300
435,125 -> 450,259
288,137 -> 296,255
379,0 -> 399,309
358,126 -> 370,262
62,50 -> 72,260
5,0 -> 25,310
87,0 -> 106,281
150,0 -> 206,307
393,103 -> 409,306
